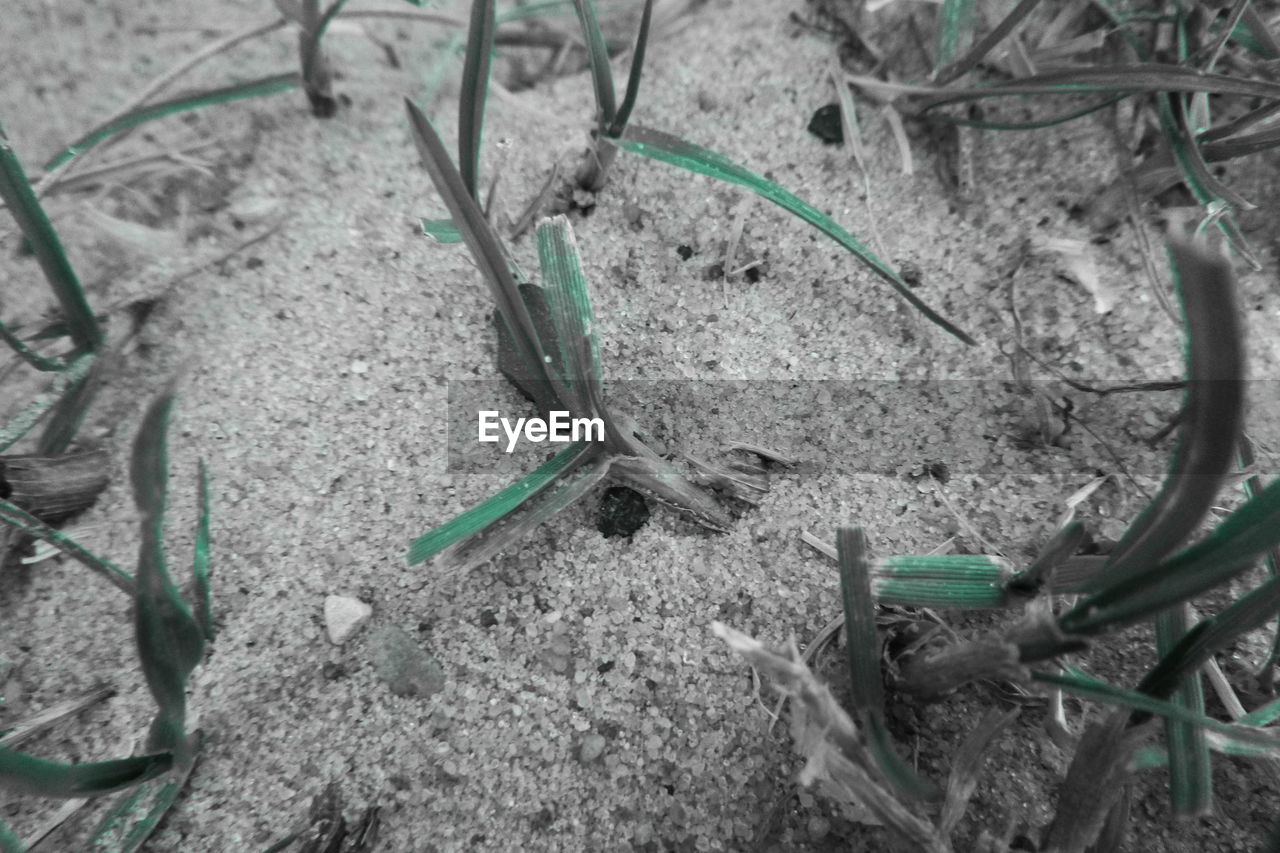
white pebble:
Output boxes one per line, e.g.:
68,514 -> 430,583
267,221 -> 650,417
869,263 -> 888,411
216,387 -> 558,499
324,595 -> 372,645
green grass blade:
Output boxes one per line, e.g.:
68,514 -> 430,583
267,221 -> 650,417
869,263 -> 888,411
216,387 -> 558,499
536,216 -> 603,410
459,0 -> 496,199
0,320 -> 76,372
0,125 -> 101,353
87,731 -> 200,853
1032,669 -> 1280,751
132,390 -> 206,753
837,528 -> 941,803
0,351 -> 94,452
420,217 -> 463,243
407,441 -> 596,565
1155,606 -> 1212,816
0,747 -> 171,798
0,820 -> 20,853
1062,477 -> 1280,634
934,0 -> 1041,86
570,0 -> 617,132
405,99 -> 556,395
607,0 -> 654,137
917,64 -> 1280,112
617,124 -> 975,345
1139,573 -> 1280,701
43,73 -> 300,172
934,0 -> 976,70
1243,697 -> 1280,727
1079,242 -> 1243,592
192,458 -> 214,642
871,554 -> 1012,608
0,497 -> 134,593
36,353 -> 103,455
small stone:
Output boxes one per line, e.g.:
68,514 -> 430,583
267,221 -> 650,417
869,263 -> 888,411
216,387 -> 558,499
324,595 -> 372,645
579,733 -> 607,763
369,625 -> 447,699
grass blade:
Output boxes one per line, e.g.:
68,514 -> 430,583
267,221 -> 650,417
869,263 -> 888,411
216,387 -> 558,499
43,73 -> 300,173
617,124 -> 975,345
36,353 -> 103,455
0,352 -> 94,452
1078,241 -> 1243,593
570,0 -> 617,133
459,0 -> 496,199
132,390 -> 206,753
608,0 -> 654,137
407,441 -> 596,565
0,125 -> 101,353
837,527 -> 940,802
934,0 -> 976,71
940,707 -> 1019,836
1155,605 -> 1212,817
1032,668 -> 1280,751
86,731 -> 200,853
192,458 -> 214,641
0,497 -> 134,593
0,748 -> 171,798
0,320 -> 77,372
420,217 -> 463,242
1041,711 -> 1138,853
934,0 -> 1042,86
405,99 -> 555,398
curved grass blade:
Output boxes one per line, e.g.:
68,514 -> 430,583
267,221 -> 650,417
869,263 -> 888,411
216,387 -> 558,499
417,443 -> 610,572
405,99 -> 556,397
917,64 -> 1280,112
608,0 -> 654,137
940,707 -> 1019,836
459,0 -> 496,199
0,321 -> 76,372
0,747 -> 171,798
37,352 -> 103,455
934,0 -> 976,71
87,731 -> 200,853
617,124 -> 975,345
0,497 -> 133,593
0,125 -> 101,353
1155,605 -> 1212,817
0,352 -> 94,452
570,0 -> 617,133
192,459 -> 214,642
1078,241 -> 1243,593
837,527 -> 940,802
407,441 -> 595,565
42,73 -> 300,173
1062,477 -> 1280,635
1032,669 -> 1280,751
1041,711 -> 1139,853
132,390 -> 206,753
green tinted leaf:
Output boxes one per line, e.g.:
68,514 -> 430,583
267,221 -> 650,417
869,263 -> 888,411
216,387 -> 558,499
935,0 -> 976,69
1155,606 -> 1212,817
536,216 -> 603,409
44,73 -> 299,172
0,352 -> 94,453
37,353 -> 103,454
1032,669 -> 1280,750
1243,696 -> 1280,727
87,731 -> 200,852
617,124 -> 975,345
934,0 -> 1041,85
192,459 -> 214,641
570,0 -> 617,131
0,820 -> 20,853
459,0 -> 496,199
0,747 -> 171,798
132,391 -> 205,753
872,554 -> 1012,608
420,217 -> 463,243
0,125 -> 101,353
408,441 -> 597,565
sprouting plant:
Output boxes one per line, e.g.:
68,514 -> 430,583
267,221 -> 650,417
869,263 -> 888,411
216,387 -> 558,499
405,98 -> 747,572
714,239 -> 1280,848
0,387 -> 213,851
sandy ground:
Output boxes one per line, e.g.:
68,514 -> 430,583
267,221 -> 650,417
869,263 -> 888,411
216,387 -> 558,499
3,0 -> 1280,850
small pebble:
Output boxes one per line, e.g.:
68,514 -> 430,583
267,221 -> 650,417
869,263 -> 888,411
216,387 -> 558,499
579,733 -> 607,763
324,595 -> 372,645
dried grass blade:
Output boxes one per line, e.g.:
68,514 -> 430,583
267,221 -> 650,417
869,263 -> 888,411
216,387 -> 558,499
940,707 -> 1019,836
935,0 -> 1040,85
